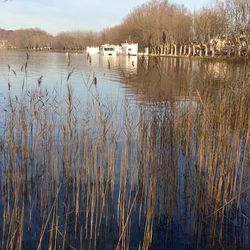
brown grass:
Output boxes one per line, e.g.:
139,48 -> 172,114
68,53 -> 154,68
0,59 -> 249,249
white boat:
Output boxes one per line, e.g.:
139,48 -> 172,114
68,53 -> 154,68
100,44 -> 119,56
120,42 -> 138,56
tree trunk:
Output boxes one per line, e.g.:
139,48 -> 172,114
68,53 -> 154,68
205,44 -> 209,57
199,45 -> 203,57
227,45 -> 231,56
152,46 -> 155,55
174,44 -> 178,56
193,45 -> 196,56
187,45 -> 192,56
160,45 -> 163,55
167,44 -> 171,54
165,44 -> 168,54
238,45 -> 242,56
179,45 -> 183,56
211,46 -> 215,57
171,45 -> 174,55
183,45 -> 187,56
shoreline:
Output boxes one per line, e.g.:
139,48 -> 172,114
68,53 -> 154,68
1,48 -> 248,63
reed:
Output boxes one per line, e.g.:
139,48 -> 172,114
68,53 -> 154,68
0,60 -> 249,249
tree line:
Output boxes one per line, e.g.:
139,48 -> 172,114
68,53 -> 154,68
105,0 -> 250,56
0,28 -> 101,51
1,0 -> 249,55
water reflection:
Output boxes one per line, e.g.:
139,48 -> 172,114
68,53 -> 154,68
0,51 -> 247,106
98,54 -> 137,74
0,51 -> 249,249
122,57 -> 246,107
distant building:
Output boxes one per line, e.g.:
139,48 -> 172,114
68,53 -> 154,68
99,43 -> 139,56
121,43 -> 138,56
100,44 -> 120,56
86,46 -> 100,54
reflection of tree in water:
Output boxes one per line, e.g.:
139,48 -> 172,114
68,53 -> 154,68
98,55 -> 138,74
117,57 -> 247,105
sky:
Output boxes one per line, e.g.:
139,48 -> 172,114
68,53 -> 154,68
0,0 -> 211,35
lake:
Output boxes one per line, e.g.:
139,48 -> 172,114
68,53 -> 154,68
0,51 -> 246,105
0,51 -> 249,250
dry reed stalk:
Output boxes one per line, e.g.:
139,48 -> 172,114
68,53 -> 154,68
0,59 -> 249,249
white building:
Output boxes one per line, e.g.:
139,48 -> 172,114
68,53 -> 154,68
121,43 -> 138,56
100,44 -> 120,56
86,46 -> 100,54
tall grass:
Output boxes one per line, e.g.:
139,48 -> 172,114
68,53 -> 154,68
0,59 -> 249,249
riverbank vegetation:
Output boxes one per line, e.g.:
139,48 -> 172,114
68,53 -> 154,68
0,57 -> 249,249
1,0 -> 249,56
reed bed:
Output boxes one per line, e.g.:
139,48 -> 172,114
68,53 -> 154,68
0,59 -> 249,249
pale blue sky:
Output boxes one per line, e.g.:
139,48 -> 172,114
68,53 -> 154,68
0,0 -> 211,34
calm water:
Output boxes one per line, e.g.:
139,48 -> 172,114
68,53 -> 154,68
0,51 -> 249,249
0,51 -> 246,107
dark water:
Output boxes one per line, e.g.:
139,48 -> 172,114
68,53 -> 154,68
0,51 -> 249,250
